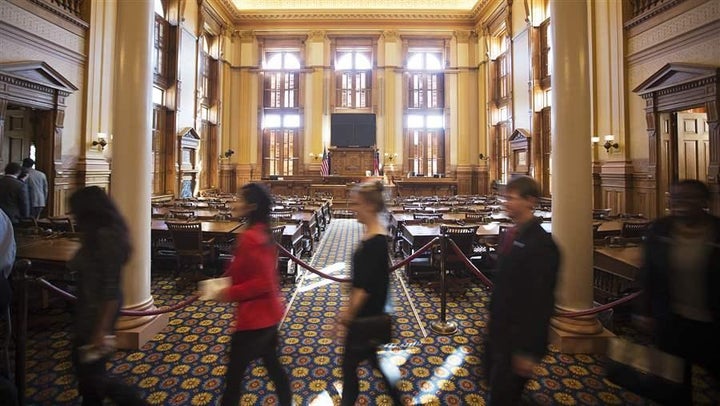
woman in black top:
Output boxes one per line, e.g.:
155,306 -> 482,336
338,181 -> 402,405
68,187 -> 145,406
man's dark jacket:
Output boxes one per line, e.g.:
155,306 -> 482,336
638,214 -> 720,325
488,218 -> 560,359
0,176 -> 29,223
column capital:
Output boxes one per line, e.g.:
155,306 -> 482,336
306,30 -> 327,42
382,30 -> 400,42
454,30 -> 477,43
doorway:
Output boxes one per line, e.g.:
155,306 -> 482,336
658,107 -> 710,211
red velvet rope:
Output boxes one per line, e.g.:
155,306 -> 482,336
445,238 -> 642,317
446,239 -> 494,288
35,278 -> 199,316
275,236 -> 440,282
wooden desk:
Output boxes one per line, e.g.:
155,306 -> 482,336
16,236 -> 80,265
151,220 -> 244,236
152,207 -> 231,220
593,245 -> 642,303
394,179 -> 458,197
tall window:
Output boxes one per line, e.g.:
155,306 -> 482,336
199,34 -> 219,190
490,26 -> 511,184
152,0 -> 172,195
537,16 -> 552,195
335,49 -> 372,109
405,50 -> 445,176
262,51 -> 301,177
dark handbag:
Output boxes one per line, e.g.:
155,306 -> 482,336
346,313 -> 392,350
604,338 -> 686,404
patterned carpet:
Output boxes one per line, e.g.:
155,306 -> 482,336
13,219 -> 720,405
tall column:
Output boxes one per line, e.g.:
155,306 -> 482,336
111,0 -> 168,349
548,0 -> 612,353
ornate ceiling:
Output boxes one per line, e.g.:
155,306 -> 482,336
230,0 -> 480,11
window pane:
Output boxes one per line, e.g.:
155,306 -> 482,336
407,115 -> 424,128
425,53 -> 443,70
283,114 -> 300,128
407,53 -> 424,70
264,114 -> 281,128
265,53 -> 283,69
154,0 -> 164,16
426,115 -> 444,128
283,53 -> 301,69
355,53 -> 372,70
152,87 -> 164,105
336,53 -> 353,70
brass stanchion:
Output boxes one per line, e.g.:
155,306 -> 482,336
430,235 -> 457,335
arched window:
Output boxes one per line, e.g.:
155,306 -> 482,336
262,50 -> 302,176
335,49 -> 373,109
405,50 -> 445,176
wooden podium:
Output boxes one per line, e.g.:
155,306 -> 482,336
329,147 -> 375,176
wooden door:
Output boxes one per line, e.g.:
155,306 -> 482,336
676,111 -> 709,182
3,108 -> 33,164
658,112 -> 673,212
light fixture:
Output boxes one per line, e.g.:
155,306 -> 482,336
603,135 -> 619,153
309,152 -> 322,162
219,149 -> 235,159
479,153 -> 490,161
591,136 -> 600,145
92,133 -> 108,151
384,152 -> 398,163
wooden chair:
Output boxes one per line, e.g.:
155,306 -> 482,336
165,221 -> 216,277
440,224 -> 481,282
621,221 -> 650,239
593,208 -> 612,220
48,216 -> 75,233
413,212 -> 444,222
269,211 -> 293,222
168,209 -> 195,220
464,213 -> 487,223
271,225 -> 294,283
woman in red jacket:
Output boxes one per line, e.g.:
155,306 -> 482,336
219,183 -> 291,406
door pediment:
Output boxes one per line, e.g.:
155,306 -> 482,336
633,63 -> 719,95
0,61 -> 78,94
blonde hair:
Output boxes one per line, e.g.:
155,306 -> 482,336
353,180 -> 386,213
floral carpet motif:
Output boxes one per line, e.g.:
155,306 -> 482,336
18,219 -> 719,405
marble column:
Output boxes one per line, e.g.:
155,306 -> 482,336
548,0 -> 612,353
111,0 -> 168,349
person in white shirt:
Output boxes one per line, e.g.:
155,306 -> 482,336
22,158 -> 48,219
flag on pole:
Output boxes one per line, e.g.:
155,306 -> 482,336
373,148 -> 380,176
320,147 -> 330,176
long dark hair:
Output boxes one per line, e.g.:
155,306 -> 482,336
69,186 -> 131,254
240,182 -> 273,226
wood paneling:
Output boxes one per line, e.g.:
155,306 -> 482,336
329,147 -> 376,176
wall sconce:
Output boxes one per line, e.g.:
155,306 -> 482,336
479,153 -> 490,161
603,135 -> 619,153
92,133 -> 108,151
591,136 -> 600,145
220,149 -> 235,159
384,152 -> 398,163
309,152 -> 322,162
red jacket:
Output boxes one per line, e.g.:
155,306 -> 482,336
225,222 -> 285,331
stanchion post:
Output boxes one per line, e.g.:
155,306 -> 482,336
13,259 -> 30,406
430,235 -> 457,335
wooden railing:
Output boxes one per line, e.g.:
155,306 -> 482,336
629,0 -> 684,19
49,0 -> 82,17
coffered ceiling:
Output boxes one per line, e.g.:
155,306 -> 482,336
230,0 -> 481,11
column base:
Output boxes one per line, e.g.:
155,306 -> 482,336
115,313 -> 169,350
549,325 -> 615,354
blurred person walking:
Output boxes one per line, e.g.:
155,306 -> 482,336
638,179 -> 720,404
486,176 -> 560,405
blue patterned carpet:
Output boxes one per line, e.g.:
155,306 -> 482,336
15,219 -> 720,405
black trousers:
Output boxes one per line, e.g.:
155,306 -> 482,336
485,350 -> 529,406
221,325 -> 291,406
657,314 -> 720,405
341,329 -> 402,406
71,346 -> 145,406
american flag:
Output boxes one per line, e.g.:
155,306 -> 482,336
320,147 -> 330,176
373,148 -> 380,176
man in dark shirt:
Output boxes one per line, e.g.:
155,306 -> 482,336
0,163 -> 29,224
486,176 -> 560,405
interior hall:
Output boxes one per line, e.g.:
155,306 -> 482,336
1,0 -> 719,405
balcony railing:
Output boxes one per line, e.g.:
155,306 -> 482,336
629,0 -> 685,19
